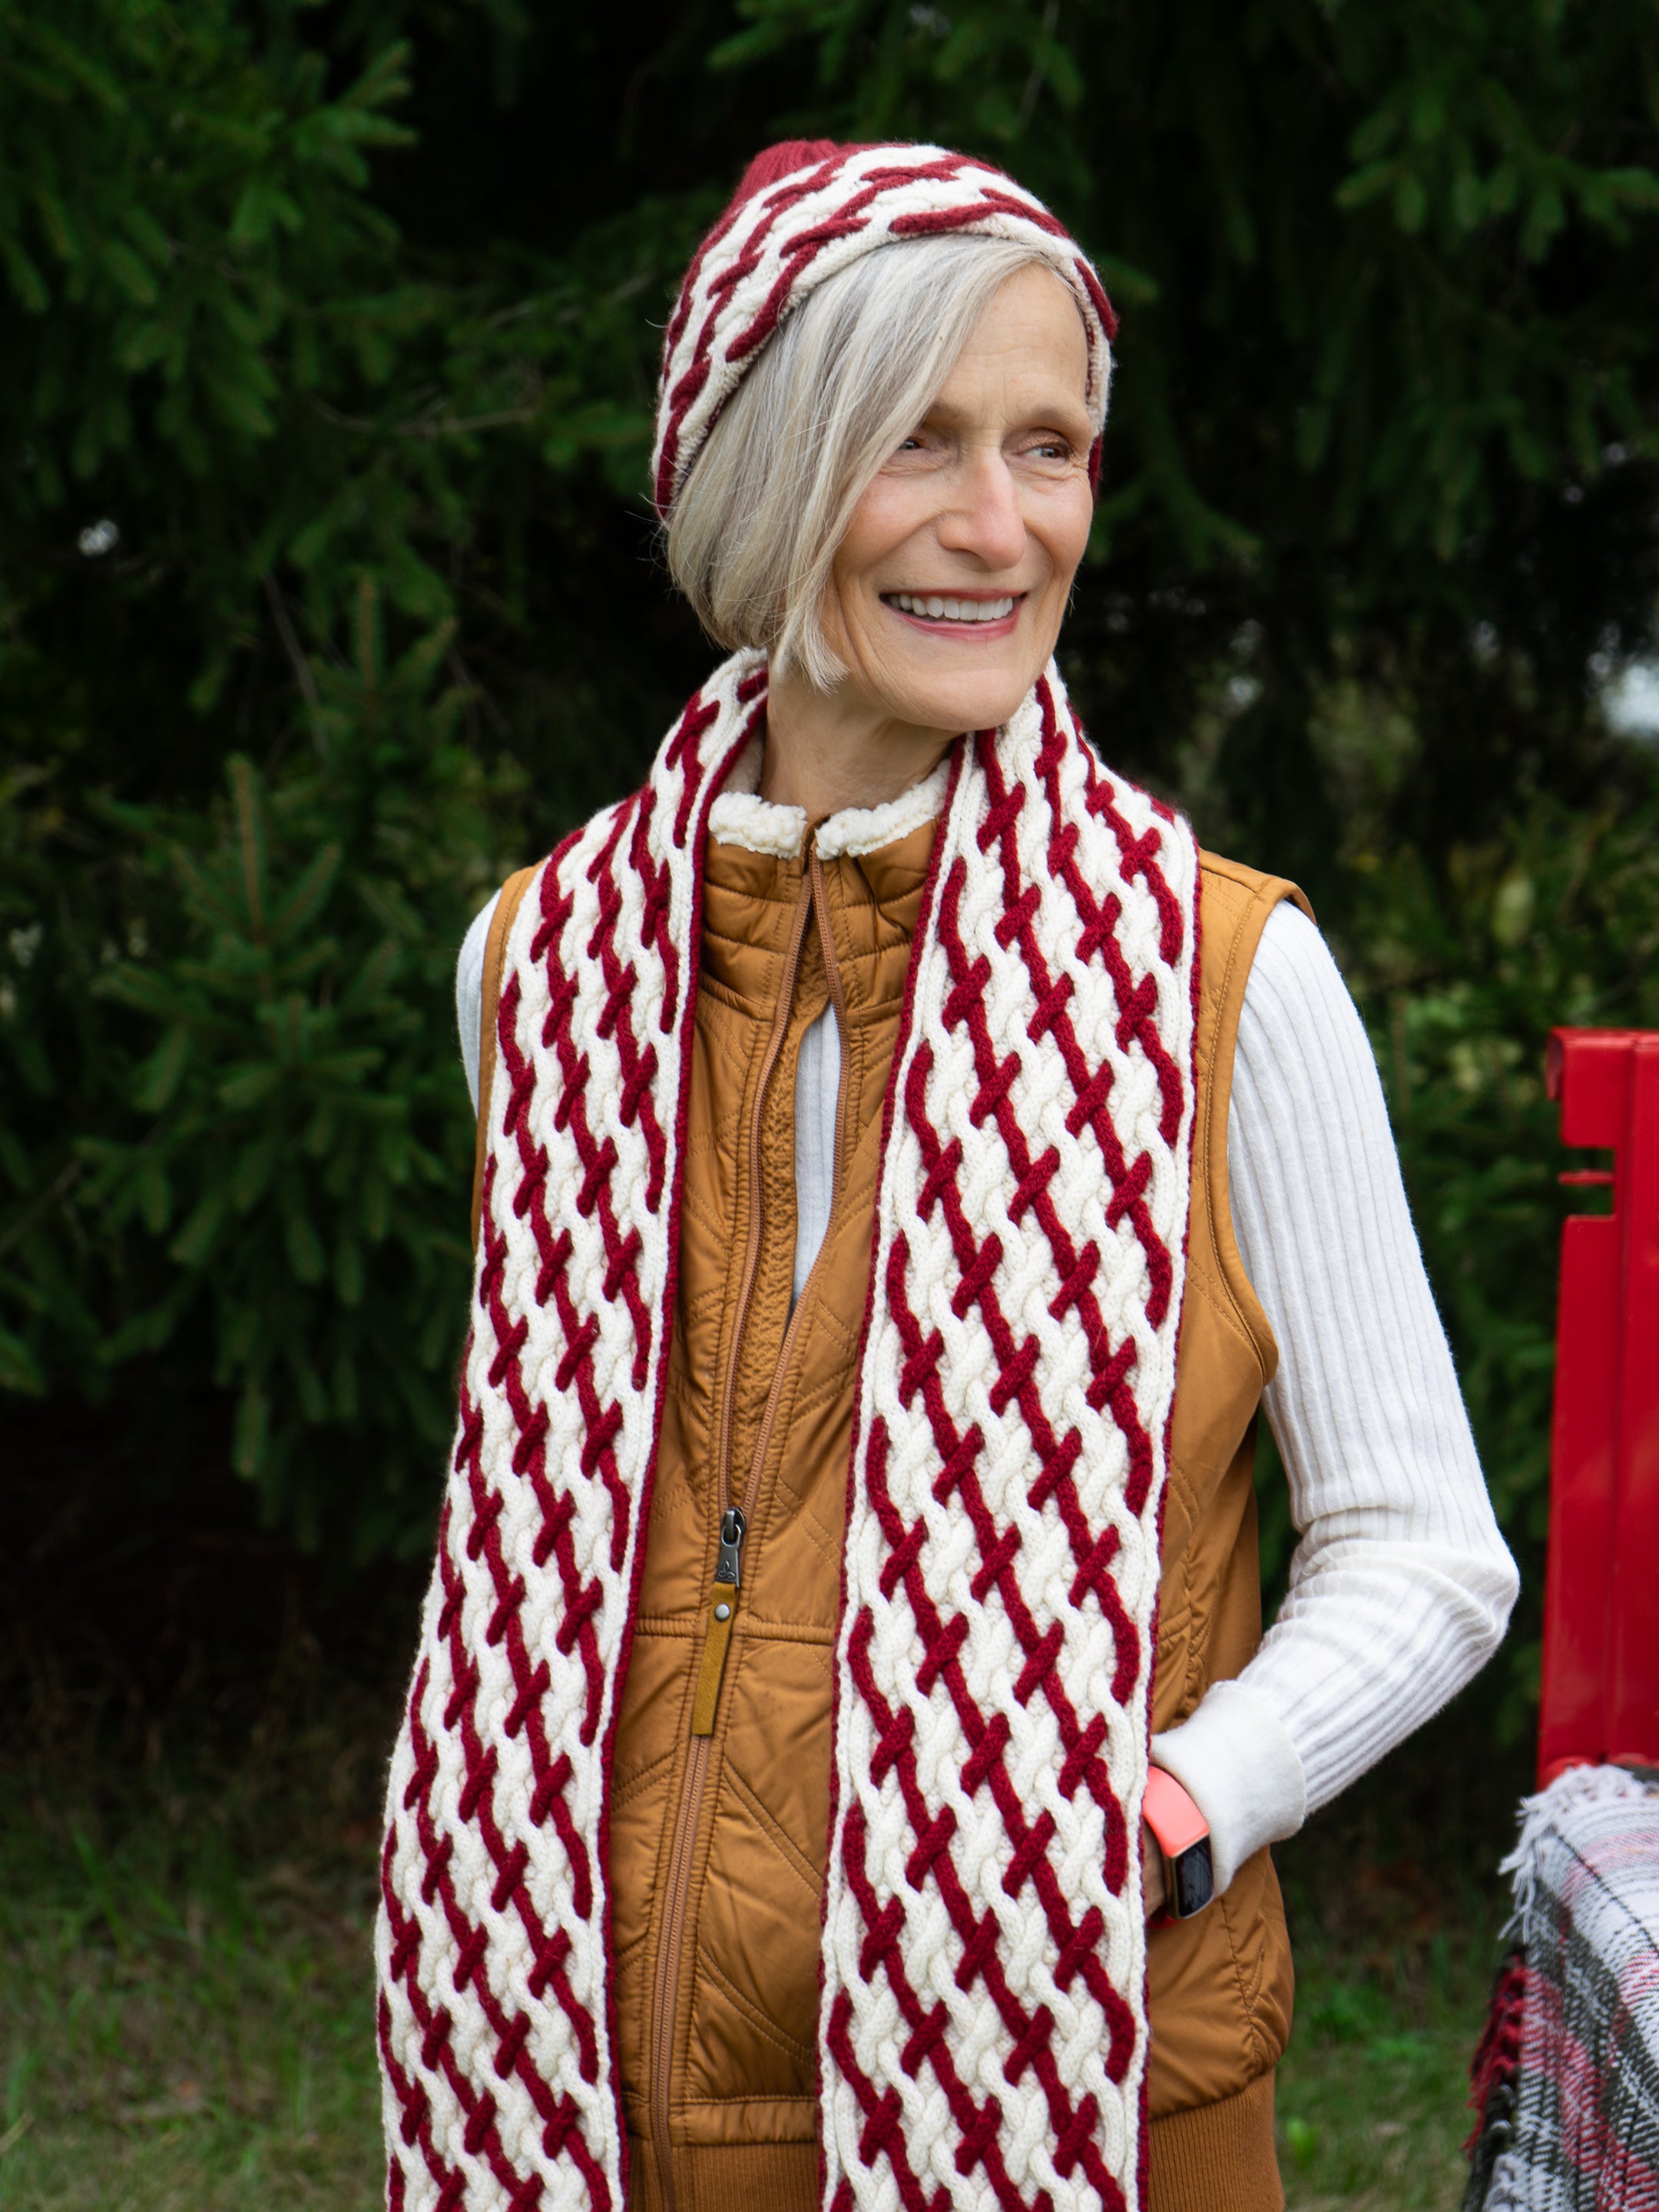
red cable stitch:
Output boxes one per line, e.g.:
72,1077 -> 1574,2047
384,1611 -> 611,2212
494,967 -> 635,1578
663,689 -> 721,853
853,1412 -> 1142,2107
1062,722 -> 1184,969
863,1389 -> 1136,1908
1005,704 -> 1185,1249
829,728 -> 1185,2207
973,730 -> 1185,1327
705,158 -> 967,321
531,830 -> 664,1432
657,141 -> 866,369
834,1404 -> 1144,2196
654,151 -> 1114,512
380,1722 -> 470,2208
928,855 -> 1162,1498
451,1350 -> 595,1919
824,1982 -> 952,2212
810,725 -> 1140,2212
443,1382 -> 601,2058
836,1609 -> 1134,2212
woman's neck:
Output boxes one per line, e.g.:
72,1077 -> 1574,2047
760,662 -> 957,825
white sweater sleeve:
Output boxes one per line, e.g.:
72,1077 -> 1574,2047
1150,902 -> 1518,1892
457,890 -> 500,1115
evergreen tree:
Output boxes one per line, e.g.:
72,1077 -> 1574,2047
3,1 -> 1656,1707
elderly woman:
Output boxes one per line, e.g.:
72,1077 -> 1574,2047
378,142 -> 1517,2212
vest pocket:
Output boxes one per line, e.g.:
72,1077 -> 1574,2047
687,1642 -> 830,2101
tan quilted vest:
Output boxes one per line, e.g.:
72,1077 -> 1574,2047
474,825 -> 1307,2212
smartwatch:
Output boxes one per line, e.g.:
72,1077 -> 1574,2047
1142,1768 -> 1214,1920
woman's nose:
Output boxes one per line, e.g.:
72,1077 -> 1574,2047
935,451 -> 1026,571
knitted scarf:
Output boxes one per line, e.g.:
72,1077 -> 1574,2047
377,650 -> 1201,2212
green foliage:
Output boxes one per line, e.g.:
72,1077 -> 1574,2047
0,0 -> 705,1544
1347,791 -> 1659,1721
2,0 -> 1657,1660
712,0 -> 1659,565
81,596 -> 509,1552
2,598 -> 507,1551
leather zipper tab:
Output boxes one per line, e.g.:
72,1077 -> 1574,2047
690,1507 -> 746,1737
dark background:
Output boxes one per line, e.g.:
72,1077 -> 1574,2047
2,7 -> 1657,2194
8,0 -> 1658,1740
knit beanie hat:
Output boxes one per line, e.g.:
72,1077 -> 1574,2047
651,139 -> 1118,522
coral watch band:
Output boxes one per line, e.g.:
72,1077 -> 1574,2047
1143,1767 -> 1215,1919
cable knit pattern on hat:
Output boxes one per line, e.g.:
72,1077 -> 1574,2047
651,140 -> 1118,519
378,650 -> 1200,2212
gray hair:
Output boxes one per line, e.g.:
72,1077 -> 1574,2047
664,234 -> 1078,690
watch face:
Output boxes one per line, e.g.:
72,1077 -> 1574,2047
1172,1839 -> 1214,1919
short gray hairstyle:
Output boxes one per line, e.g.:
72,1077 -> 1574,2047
664,234 -> 1080,690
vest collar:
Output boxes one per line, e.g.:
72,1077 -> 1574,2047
709,733 -> 952,862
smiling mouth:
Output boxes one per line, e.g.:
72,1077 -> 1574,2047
883,591 -> 1022,625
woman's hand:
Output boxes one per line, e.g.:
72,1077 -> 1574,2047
1141,1818 -> 1165,1919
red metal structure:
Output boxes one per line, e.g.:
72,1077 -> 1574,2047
1538,1028 -> 1659,1786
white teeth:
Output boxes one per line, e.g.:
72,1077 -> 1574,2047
890,592 -> 1017,622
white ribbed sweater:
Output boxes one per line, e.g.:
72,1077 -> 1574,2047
458,814 -> 1517,1896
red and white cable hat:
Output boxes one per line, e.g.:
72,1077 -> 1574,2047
651,138 -> 1118,522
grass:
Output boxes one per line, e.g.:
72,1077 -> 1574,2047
1274,1845 -> 1505,2209
0,1689 -> 388,2212
0,1667 -> 1522,2211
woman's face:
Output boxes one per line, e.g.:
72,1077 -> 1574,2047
819,263 -> 1096,737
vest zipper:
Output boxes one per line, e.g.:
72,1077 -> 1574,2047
647,862 -> 821,2212
724,843 -> 853,1513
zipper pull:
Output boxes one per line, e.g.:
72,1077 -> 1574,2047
690,1508 -> 746,1737
714,1505 -> 746,1588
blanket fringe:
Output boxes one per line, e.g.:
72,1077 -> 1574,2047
1500,1762 -> 1656,1922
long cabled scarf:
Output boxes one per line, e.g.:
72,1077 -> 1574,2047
376,650 -> 1200,2212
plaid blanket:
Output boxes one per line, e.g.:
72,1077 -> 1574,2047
1466,1764 -> 1659,2210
